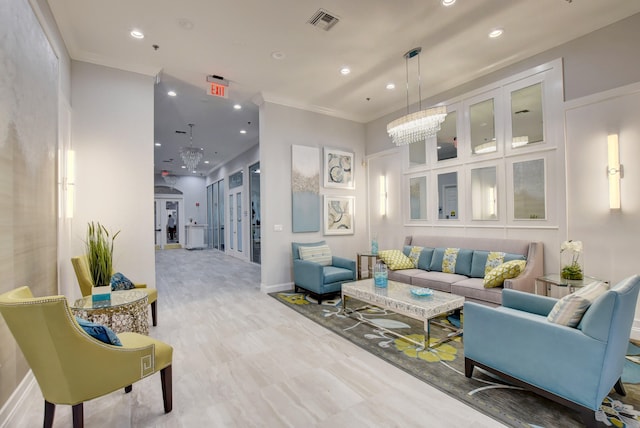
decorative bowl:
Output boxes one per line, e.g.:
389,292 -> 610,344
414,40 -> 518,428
410,287 -> 434,297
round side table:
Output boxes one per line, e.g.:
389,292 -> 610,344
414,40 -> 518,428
71,289 -> 149,335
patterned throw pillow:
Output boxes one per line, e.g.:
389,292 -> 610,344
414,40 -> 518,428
298,245 -> 332,266
378,249 -> 415,270
442,248 -> 460,274
483,260 -> 526,288
76,317 -> 122,346
547,281 -> 609,328
110,272 -> 136,291
485,251 -> 506,276
408,246 -> 423,268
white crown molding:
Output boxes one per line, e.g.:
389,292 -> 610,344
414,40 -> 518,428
258,92 -> 367,123
71,50 -> 162,77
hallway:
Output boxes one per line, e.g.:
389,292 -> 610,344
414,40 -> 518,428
9,249 -> 504,427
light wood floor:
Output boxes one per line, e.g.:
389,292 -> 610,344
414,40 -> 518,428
10,249 -> 506,427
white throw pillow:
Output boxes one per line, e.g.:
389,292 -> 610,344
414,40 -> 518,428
547,281 -> 609,328
298,245 -> 332,266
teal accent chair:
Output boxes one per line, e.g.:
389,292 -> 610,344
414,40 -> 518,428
464,275 -> 640,427
292,241 -> 356,303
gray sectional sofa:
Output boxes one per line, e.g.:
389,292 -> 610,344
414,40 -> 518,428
387,236 -> 544,306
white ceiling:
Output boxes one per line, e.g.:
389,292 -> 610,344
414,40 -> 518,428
47,0 -> 640,176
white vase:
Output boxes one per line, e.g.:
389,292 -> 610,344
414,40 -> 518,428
91,285 -> 112,303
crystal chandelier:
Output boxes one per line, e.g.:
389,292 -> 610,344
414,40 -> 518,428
387,47 -> 447,146
180,123 -> 203,171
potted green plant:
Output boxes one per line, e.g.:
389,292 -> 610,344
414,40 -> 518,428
85,221 -> 120,302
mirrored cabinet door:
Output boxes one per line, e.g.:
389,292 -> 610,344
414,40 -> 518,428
471,166 -> 497,220
408,139 -> 427,168
470,98 -> 496,155
437,110 -> 458,162
511,82 -> 543,149
437,172 -> 458,219
513,159 -> 545,219
409,176 -> 428,220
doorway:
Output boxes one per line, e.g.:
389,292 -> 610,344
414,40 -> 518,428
228,170 -> 243,258
207,179 -> 225,251
154,196 -> 185,248
249,162 -> 261,264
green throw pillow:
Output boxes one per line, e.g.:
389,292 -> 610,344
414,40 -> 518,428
378,249 -> 415,270
483,260 -> 526,288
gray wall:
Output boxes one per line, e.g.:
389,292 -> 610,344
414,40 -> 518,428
259,102 -> 367,290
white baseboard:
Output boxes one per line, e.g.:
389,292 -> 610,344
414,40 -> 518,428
260,282 -> 293,294
0,370 -> 36,428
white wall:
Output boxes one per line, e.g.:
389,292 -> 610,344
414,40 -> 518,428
154,175 -> 207,225
258,102 -> 367,291
70,61 -> 155,296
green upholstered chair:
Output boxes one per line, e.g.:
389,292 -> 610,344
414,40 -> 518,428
0,286 -> 173,428
71,255 -> 158,326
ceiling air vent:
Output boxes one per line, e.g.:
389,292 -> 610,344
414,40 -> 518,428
308,8 -> 340,31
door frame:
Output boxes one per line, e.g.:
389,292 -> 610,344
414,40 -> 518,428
154,195 -> 185,249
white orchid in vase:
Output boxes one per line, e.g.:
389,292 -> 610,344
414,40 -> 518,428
560,240 -> 583,280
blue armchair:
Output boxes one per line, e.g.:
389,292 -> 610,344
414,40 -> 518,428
292,241 -> 356,303
464,275 -> 640,427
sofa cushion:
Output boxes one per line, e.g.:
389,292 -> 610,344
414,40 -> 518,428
378,249 -> 414,270
470,251 -> 527,278
547,281 -> 609,327
299,244 -> 332,266
411,271 -> 468,293
388,268 -> 423,284
452,278 -> 503,305
417,247 -> 435,270
483,260 -> 526,288
408,246 -> 423,267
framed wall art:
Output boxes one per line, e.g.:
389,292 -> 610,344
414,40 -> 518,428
291,145 -> 320,232
324,147 -> 354,189
324,195 -> 355,235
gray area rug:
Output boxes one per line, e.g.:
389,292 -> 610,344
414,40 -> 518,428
270,291 -> 640,428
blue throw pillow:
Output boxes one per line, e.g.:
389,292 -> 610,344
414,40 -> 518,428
110,272 -> 135,291
76,317 -> 122,346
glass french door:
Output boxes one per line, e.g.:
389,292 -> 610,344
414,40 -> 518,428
154,197 -> 184,248
207,179 -> 225,250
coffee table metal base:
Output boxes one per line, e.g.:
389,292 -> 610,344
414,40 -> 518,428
341,279 -> 464,349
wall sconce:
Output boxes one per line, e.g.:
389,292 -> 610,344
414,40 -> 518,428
607,134 -> 623,210
379,175 -> 388,217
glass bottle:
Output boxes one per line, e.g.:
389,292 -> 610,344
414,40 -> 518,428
374,260 -> 388,288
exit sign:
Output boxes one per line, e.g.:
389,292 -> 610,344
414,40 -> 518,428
208,82 -> 228,98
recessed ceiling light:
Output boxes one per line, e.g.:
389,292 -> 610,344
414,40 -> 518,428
271,51 -> 286,60
154,142 -> 161,147
386,83 -> 395,90
441,0 -> 456,6
167,91 -> 177,97
233,104 -> 242,110
204,160 -> 210,164
489,28 -> 504,38
340,67 -> 351,75
130,30 -> 144,39
181,165 -> 186,169
240,130 -> 247,134
192,170 -> 197,174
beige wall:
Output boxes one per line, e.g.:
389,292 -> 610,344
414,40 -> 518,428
0,0 -> 60,411
258,101 -> 367,290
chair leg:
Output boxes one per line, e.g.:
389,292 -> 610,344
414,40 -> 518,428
464,358 -> 474,378
161,365 -> 173,413
44,400 -> 55,428
72,403 -> 84,428
151,301 -> 157,326
125,385 -> 132,393
614,377 -> 627,396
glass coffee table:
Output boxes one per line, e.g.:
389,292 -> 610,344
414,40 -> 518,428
341,279 -> 464,349
71,289 -> 149,335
